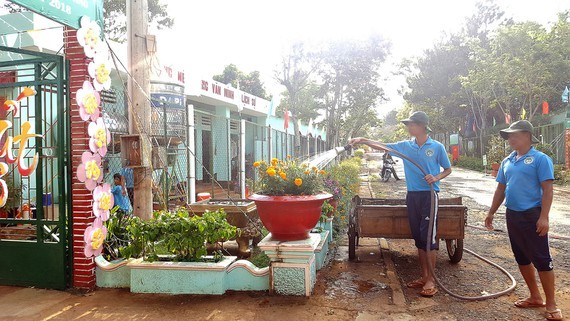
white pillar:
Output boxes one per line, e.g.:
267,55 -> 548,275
240,119 -> 246,198
187,104 -> 196,203
268,125 -> 273,161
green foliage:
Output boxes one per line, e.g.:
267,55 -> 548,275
248,250 -> 270,268
353,149 -> 365,158
103,206 -> 136,261
213,64 -> 269,99
252,157 -> 324,196
486,135 -> 510,164
452,156 -> 485,172
535,143 -> 555,159
123,208 -> 237,262
103,0 -> 174,43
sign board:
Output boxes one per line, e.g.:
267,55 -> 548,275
10,0 -> 104,29
482,154 -> 487,166
449,134 -> 459,146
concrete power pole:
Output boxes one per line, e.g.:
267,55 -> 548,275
127,0 -> 153,220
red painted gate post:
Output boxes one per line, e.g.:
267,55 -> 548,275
63,26 -> 96,290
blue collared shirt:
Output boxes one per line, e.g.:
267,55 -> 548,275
386,137 -> 451,192
496,147 -> 554,211
111,185 -> 131,212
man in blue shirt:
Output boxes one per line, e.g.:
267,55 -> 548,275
112,173 -> 131,215
350,111 -> 452,298
485,120 -> 561,321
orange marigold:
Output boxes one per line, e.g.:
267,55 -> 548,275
266,167 -> 276,176
294,178 -> 302,187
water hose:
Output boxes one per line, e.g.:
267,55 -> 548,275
358,141 -> 516,301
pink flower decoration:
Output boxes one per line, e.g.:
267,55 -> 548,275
76,16 -> 102,58
88,50 -> 112,91
93,184 -> 114,221
84,218 -> 107,257
88,118 -> 110,156
75,81 -> 101,122
76,151 -> 102,191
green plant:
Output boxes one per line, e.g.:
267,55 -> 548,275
251,157 -> 325,196
535,143 -> 555,159
353,148 -> 365,158
103,206 -> 136,260
453,156 -> 485,172
486,135 -> 510,164
2,176 -> 26,211
554,165 -> 570,185
123,208 -> 238,262
320,200 -> 334,222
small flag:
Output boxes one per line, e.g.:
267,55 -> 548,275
562,86 -> 570,103
505,113 -> 511,124
521,108 -> 526,120
307,118 -> 313,135
493,117 -> 496,126
267,97 -> 276,117
542,101 -> 549,115
284,105 -> 289,130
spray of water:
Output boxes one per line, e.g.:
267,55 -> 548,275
303,145 -> 352,169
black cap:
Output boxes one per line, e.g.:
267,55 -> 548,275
401,111 -> 432,132
499,120 -> 540,144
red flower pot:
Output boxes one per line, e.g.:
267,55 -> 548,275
248,193 -> 332,241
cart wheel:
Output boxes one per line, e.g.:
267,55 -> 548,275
445,239 -> 463,264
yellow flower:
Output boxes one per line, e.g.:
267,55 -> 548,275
294,178 -> 302,186
253,161 -> 261,168
271,158 -> 279,166
96,63 -> 110,84
82,93 -> 98,115
279,171 -> 287,180
302,163 -> 308,168
319,170 -> 326,175
304,170 -> 310,175
266,167 -> 276,176
312,166 -> 318,172
287,155 -> 292,159
95,128 -> 107,148
85,160 -> 101,180
99,193 -> 112,211
91,228 -> 104,250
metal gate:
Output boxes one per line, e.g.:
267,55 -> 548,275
0,46 -> 70,289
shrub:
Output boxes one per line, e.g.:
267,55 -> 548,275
123,208 -> 238,262
453,156 -> 485,172
353,149 -> 365,158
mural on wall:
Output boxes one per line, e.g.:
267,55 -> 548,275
74,16 -> 112,258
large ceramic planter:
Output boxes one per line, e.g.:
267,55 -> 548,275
248,193 -> 332,241
95,255 -> 135,288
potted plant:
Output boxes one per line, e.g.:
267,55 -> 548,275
248,157 -> 331,241
486,135 -> 510,177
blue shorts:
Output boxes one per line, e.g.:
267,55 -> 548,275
506,207 -> 553,271
406,191 -> 439,251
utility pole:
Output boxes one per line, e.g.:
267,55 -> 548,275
127,0 -> 153,220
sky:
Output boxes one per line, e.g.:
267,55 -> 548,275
151,1 -> 568,116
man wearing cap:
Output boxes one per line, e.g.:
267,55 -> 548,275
485,120 -> 562,321
350,111 -> 452,298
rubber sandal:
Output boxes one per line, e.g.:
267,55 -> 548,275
419,287 -> 438,297
406,280 -> 425,289
545,309 -> 563,321
514,299 -> 546,308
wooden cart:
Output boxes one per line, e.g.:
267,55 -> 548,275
348,195 -> 467,263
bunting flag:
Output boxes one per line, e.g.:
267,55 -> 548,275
542,101 -> 549,115
284,105 -> 289,130
521,108 -> 527,120
562,86 -> 569,103
307,118 -> 313,135
267,97 -> 276,117
492,117 -> 496,126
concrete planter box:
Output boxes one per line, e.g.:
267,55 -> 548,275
95,256 -> 135,288
128,256 -> 238,294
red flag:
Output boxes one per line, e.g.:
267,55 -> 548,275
284,106 -> 289,129
542,101 -> 549,115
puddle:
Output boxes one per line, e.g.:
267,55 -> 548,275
325,272 -> 388,299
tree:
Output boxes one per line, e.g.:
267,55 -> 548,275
104,0 -> 173,43
274,42 -> 321,156
318,34 -> 390,148
213,64 -> 269,99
